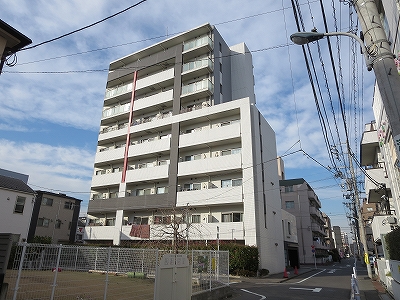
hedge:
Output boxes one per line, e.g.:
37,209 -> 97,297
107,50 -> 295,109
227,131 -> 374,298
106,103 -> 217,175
385,227 -> 400,260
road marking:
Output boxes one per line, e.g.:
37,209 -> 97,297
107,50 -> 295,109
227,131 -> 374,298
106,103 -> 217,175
327,269 -> 336,273
289,287 -> 322,293
295,269 -> 326,284
240,289 -> 266,299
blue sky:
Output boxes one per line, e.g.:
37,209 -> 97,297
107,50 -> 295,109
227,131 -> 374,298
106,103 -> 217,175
0,0 -> 376,237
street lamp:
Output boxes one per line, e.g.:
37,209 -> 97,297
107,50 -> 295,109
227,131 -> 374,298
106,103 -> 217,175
290,31 -> 373,71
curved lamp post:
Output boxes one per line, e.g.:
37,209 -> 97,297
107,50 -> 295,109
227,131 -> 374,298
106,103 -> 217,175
290,31 -> 373,71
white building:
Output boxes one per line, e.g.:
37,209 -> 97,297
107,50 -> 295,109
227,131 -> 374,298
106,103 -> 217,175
85,23 -> 284,273
0,174 -> 35,243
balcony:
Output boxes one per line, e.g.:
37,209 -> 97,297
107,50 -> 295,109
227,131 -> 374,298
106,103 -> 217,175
95,146 -> 125,165
182,36 -> 213,60
311,223 -> 326,236
181,79 -> 213,101
176,185 -> 243,207
178,152 -> 242,177
360,123 -> 379,166
85,221 -> 244,242
125,163 -> 169,183
102,103 -> 130,121
308,190 -> 321,208
133,89 -> 173,113
182,58 -> 213,81
104,68 -> 174,104
128,136 -> 171,158
371,215 -> 397,242
364,168 -> 391,202
104,83 -> 133,101
91,171 -> 122,188
179,120 -> 240,148
309,206 -> 324,222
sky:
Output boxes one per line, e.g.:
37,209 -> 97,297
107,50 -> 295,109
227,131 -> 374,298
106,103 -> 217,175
0,0 -> 376,237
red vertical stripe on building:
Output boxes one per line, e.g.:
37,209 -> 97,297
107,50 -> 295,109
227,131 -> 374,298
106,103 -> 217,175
121,71 -> 138,183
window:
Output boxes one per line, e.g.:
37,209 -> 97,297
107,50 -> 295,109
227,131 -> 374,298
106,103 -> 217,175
221,148 -> 241,156
64,201 -> 74,209
183,183 -> 201,191
55,219 -> 62,229
14,196 -> 26,214
42,197 -> 53,206
153,216 -> 170,224
285,186 -> 294,193
221,179 -> 242,188
191,214 -> 201,223
184,154 -> 201,161
133,217 -> 149,225
285,201 -> 295,209
37,218 -> 50,227
366,207 -> 374,212
136,188 -> 152,196
288,222 -> 291,235
157,187 -> 168,194
222,212 -> 243,222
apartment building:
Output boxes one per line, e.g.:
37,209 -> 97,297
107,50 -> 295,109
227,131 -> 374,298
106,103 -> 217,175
0,174 -> 35,243
27,191 -> 82,244
85,23 -> 284,273
280,178 -> 329,264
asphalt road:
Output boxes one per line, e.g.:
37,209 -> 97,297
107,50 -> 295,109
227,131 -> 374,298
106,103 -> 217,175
230,261 -> 356,299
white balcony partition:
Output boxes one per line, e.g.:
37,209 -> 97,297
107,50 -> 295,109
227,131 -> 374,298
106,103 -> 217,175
91,171 -> 122,188
179,122 -> 241,147
178,153 -> 242,177
128,137 -> 171,157
98,126 -> 127,142
371,216 -> 394,242
365,168 -> 391,194
176,185 -> 242,206
85,225 -> 116,240
135,68 -> 174,90
134,89 -> 173,111
125,164 -> 169,183
95,147 -> 125,164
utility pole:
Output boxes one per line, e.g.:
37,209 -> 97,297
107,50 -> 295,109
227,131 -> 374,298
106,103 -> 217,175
353,0 -> 400,161
351,0 -> 400,279
347,147 -> 373,278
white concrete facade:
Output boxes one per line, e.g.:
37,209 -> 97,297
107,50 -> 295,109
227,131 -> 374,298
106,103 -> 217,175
85,23 -> 284,274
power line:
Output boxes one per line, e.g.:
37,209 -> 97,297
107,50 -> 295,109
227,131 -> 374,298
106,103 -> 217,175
2,44 -> 291,74
17,0 -> 148,52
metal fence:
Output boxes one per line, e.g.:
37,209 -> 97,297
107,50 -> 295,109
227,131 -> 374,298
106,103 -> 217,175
4,243 -> 229,300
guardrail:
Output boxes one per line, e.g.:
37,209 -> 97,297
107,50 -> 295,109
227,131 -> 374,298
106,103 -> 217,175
350,265 -> 361,300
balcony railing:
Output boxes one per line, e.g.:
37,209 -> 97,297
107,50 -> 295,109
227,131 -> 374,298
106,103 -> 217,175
102,103 -> 130,119
181,79 -> 213,96
105,83 -> 133,99
182,58 -> 213,73
183,36 -> 213,52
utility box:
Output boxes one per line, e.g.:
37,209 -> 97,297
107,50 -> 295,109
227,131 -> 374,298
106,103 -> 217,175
154,254 -> 191,300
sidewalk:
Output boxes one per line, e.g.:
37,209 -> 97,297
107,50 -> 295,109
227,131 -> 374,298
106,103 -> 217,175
355,270 -> 393,300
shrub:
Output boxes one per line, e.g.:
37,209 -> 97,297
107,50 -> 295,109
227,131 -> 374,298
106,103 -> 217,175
385,227 -> 400,260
